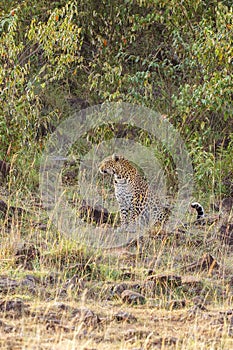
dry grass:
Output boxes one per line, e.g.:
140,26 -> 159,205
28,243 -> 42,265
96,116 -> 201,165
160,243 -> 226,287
0,298 -> 233,349
0,185 -> 233,349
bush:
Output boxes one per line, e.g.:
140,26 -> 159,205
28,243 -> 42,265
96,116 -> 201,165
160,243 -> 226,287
0,0 -> 232,196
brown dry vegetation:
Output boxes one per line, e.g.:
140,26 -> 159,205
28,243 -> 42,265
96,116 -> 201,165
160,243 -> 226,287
0,189 -> 233,350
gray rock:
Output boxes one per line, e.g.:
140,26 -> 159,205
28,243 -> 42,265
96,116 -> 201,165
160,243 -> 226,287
121,290 -> 146,305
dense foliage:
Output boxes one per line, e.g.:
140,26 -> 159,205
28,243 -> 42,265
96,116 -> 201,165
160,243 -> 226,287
0,0 -> 232,196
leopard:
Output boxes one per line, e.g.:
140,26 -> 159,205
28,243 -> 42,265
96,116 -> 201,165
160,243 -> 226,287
190,201 -> 220,225
191,202 -> 205,220
98,154 -> 169,232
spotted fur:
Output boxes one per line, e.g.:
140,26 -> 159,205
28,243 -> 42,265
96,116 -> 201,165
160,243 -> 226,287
99,154 -> 168,232
191,202 -> 205,220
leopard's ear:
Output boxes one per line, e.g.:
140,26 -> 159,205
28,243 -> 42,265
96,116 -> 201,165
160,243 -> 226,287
112,153 -> 120,161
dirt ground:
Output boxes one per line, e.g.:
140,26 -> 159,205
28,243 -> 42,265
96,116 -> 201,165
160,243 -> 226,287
0,196 -> 233,349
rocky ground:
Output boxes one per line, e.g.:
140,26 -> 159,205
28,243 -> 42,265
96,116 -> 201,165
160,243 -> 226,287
0,194 -> 233,349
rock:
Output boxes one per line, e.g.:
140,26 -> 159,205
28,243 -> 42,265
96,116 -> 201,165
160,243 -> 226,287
141,281 -> 157,298
194,215 -> 220,226
229,277 -> 233,287
145,274 -> 182,288
8,205 -> 27,217
218,223 -> 233,245
222,197 -> 233,212
111,282 -> 128,297
59,274 -> 85,296
67,96 -> 89,109
187,304 -> 208,315
228,316 -> 233,336
62,169 -> 79,184
121,290 -> 146,305
14,242 -> 40,270
182,253 -> 219,273
0,276 -> 20,293
0,200 -> 8,219
45,318 -> 64,331
119,269 -> 137,280
182,276 -> 203,293
71,307 -> 101,327
0,199 -> 28,226
0,299 -> 30,317
110,282 -> 141,298
35,121 -> 56,140
20,275 -> 38,293
32,222 -> 48,231
192,296 -> 208,310
43,272 -> 61,285
166,299 -> 186,310
123,328 -> 151,340
143,274 -> 182,297
113,310 -> 137,323
149,337 -> 178,347
78,200 -> 113,225
41,313 -> 75,333
33,304 -> 93,332
0,160 -> 10,179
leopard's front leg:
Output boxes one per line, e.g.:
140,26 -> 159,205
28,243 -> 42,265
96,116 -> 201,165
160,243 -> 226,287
114,178 -> 137,232
118,204 -> 137,232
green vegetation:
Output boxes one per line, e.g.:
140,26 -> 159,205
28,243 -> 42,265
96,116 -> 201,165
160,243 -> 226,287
0,0 -> 232,195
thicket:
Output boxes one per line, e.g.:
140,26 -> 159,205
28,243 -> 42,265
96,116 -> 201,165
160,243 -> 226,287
0,0 -> 232,197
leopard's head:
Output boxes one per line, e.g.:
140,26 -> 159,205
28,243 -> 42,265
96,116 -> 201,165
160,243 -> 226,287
99,154 -> 136,180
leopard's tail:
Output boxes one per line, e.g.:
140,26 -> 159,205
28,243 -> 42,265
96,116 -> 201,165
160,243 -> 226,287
191,202 -> 205,220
